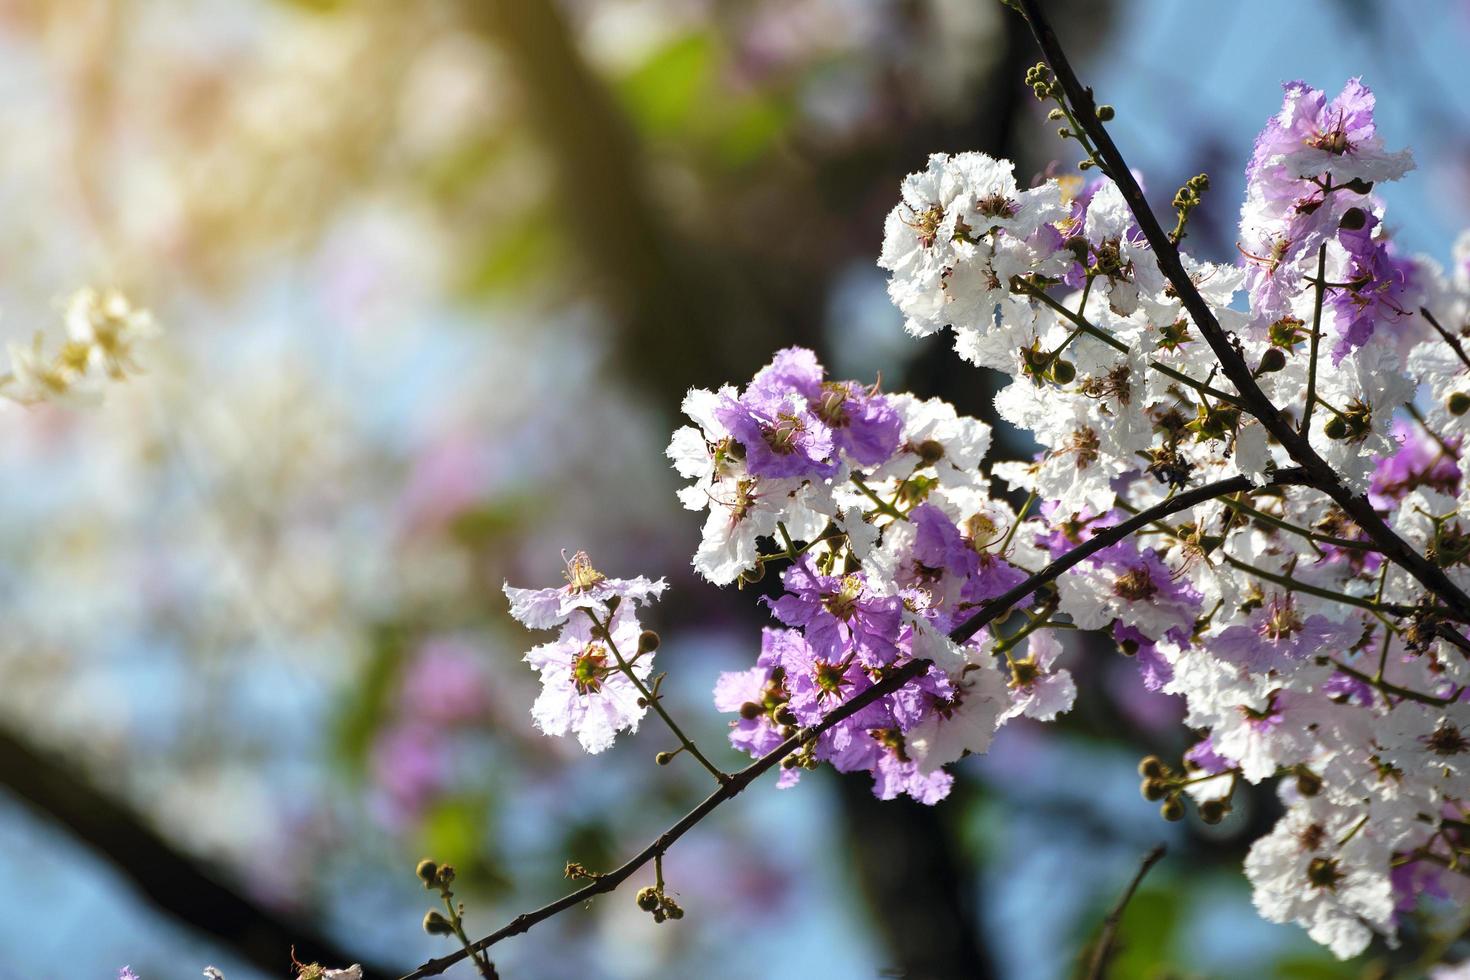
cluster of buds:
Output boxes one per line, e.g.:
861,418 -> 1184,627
1138,755 -> 1232,826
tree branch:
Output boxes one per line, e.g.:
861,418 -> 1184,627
1011,0 -> 1470,625
0,722 -> 392,976
398,470 -> 1305,980
1084,843 -> 1167,980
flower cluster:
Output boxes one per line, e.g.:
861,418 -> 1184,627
5,287 -> 159,406
504,77 -> 1470,961
504,552 -> 666,753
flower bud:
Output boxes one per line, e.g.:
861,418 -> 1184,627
738,701 -> 762,720
636,887 -> 661,911
1324,415 -> 1349,440
915,439 -> 946,464
1096,104 -> 1116,121
1160,796 -> 1186,822
416,859 -> 439,886
637,630 -> 660,654
1050,359 -> 1076,384
1137,755 -> 1165,779
774,706 -> 797,726
1448,392 -> 1470,416
1141,777 -> 1168,801
1199,799 -> 1228,825
1296,768 -> 1323,797
1339,207 -> 1367,231
655,751 -> 674,765
1256,348 -> 1287,374
423,910 -> 454,936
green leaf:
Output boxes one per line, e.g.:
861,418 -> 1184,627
617,33 -> 716,134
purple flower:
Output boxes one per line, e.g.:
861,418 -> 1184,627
504,551 -> 666,630
1329,211 -> 1416,361
1212,598 -> 1362,674
716,391 -> 838,480
1370,417 -> 1460,506
812,380 -> 903,466
1247,79 -> 1412,190
769,558 -> 903,667
119,970 -> 141,980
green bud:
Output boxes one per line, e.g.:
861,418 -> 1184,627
1137,755 -> 1166,779
655,751 -> 674,766
1296,767 -> 1323,797
1050,359 -> 1076,384
1199,799 -> 1228,825
423,910 -> 454,936
636,886 -> 661,912
774,706 -> 797,726
915,439 -> 946,464
1256,347 -> 1287,374
1160,796 -> 1186,822
1448,392 -> 1470,416
1096,104 -> 1115,122
738,701 -> 762,720
1340,207 -> 1367,231
416,859 -> 439,886
1047,108 -> 1064,121
1324,415 -> 1349,440
637,630 -> 660,654
1141,778 -> 1168,802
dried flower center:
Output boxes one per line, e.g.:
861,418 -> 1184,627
976,193 -> 1018,220
572,644 -> 610,695
1426,721 -> 1470,757
1069,427 -> 1101,469
908,205 -> 945,248
1306,856 -> 1345,890
1297,822 -> 1327,851
1114,567 -> 1158,602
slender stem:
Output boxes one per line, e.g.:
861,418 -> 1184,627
590,610 -> 731,786
993,599 -> 1058,657
1084,844 -> 1167,980
1330,659 -> 1462,708
1421,306 -> 1470,372
1218,552 -> 1409,616
1011,0 -> 1470,624
1405,401 -> 1458,458
996,490 -> 1037,557
850,473 -> 906,519
398,473 -> 1300,980
1302,244 -> 1328,435
1021,281 -> 1245,408
1216,495 -> 1376,552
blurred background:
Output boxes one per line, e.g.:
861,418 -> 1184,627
0,1 -> 1467,977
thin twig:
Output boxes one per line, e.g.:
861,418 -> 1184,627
1084,844 -> 1167,980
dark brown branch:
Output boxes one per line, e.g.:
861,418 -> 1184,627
1084,843 -> 1167,980
1012,0 -> 1470,625
0,721 -> 392,976
398,471 -> 1304,980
